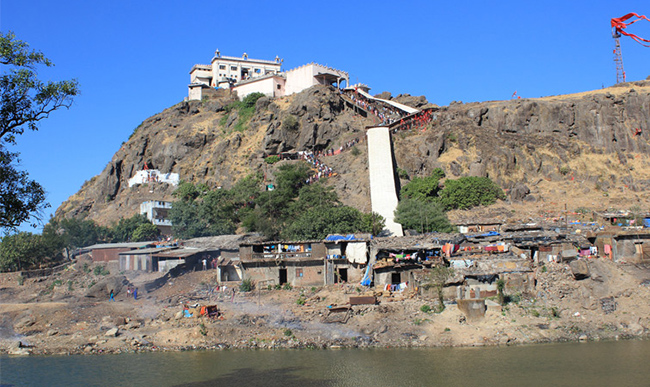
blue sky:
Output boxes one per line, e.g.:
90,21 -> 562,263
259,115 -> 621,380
3,0 -> 650,231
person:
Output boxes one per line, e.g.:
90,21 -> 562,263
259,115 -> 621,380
202,258 -> 207,271
126,286 -> 131,297
133,287 -> 138,300
109,289 -> 115,302
231,288 -> 236,303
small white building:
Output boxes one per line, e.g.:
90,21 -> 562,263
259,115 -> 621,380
140,200 -> 173,235
128,169 -> 180,188
187,51 -> 349,101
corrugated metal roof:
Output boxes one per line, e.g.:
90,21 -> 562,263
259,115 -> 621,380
86,241 -> 157,250
118,246 -> 176,255
154,247 -> 204,258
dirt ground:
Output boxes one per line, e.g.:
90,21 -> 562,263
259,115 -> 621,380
2,256 -> 650,356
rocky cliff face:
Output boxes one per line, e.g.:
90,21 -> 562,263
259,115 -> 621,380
56,81 -> 650,226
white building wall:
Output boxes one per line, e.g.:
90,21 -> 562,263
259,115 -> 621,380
128,170 -> 180,188
188,85 -> 204,101
233,77 -> 284,100
284,65 -> 317,96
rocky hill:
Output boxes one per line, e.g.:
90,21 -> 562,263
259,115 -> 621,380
56,80 -> 650,226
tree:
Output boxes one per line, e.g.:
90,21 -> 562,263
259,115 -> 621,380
400,168 -> 445,202
283,205 -> 367,240
394,199 -> 455,233
438,176 -> 505,210
0,149 -> 46,229
425,266 -> 454,312
112,215 -> 152,242
43,217 -> 112,250
0,231 -> 52,272
131,223 -> 160,242
0,32 -> 79,230
361,212 -> 386,236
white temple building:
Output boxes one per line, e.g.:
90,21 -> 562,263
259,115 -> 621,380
188,50 -> 349,101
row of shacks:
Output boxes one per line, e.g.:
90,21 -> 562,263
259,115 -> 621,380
83,224 -> 650,298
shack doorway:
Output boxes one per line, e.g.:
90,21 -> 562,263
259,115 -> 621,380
391,272 -> 401,284
279,268 -> 287,285
336,268 -> 348,283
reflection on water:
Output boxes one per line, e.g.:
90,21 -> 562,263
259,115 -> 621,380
2,340 -> 650,387
176,367 -> 332,387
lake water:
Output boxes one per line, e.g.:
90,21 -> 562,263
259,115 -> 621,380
2,340 -> 650,386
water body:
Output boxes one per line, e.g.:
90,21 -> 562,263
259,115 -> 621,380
2,340 -> 650,386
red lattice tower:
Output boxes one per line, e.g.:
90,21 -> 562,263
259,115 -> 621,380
611,13 -> 650,84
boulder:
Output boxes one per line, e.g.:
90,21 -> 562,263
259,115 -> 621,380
105,327 -> 119,337
569,260 -> 590,280
509,183 -> 530,202
85,275 -> 128,298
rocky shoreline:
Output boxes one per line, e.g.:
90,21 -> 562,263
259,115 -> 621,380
3,257 -> 650,357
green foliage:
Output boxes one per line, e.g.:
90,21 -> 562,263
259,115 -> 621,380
296,296 -> 306,305
112,214 -> 153,243
350,146 -> 360,157
361,212 -> 386,236
43,217 -> 112,250
131,222 -> 160,242
400,168 -> 445,202
0,150 -> 47,230
93,265 -> 110,276
0,231 -> 54,272
559,166 -> 570,176
394,199 -> 455,233
265,155 -> 280,164
283,329 -> 293,337
274,284 -> 282,290
425,266 -> 454,312
420,304 -> 432,313
281,115 -> 299,131
438,176 -> 505,210
396,167 -> 409,180
0,32 -> 79,231
199,322 -> 207,336
240,278 -> 254,292
284,205 -> 368,240
497,278 -> 505,305
241,92 -> 265,109
283,283 -> 293,290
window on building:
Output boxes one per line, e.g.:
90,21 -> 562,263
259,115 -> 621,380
219,65 -> 226,70
296,268 -> 303,277
254,68 -> 261,73
230,66 -> 237,71
277,84 -> 281,90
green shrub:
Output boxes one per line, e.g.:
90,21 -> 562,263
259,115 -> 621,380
93,266 -> 110,276
283,283 -> 293,290
296,296 -> 306,305
438,176 -> 506,210
265,155 -> 281,164
240,278 -> 254,292
283,329 -> 293,337
559,166 -> 570,175
351,146 -> 360,156
420,304 -> 432,313
397,167 -> 409,180
199,322 -> 207,336
281,115 -> 299,131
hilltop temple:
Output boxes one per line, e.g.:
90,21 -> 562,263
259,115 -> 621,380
187,50 -> 349,101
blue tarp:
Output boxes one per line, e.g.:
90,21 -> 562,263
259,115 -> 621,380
325,234 -> 357,241
360,264 -> 372,286
468,231 -> 500,238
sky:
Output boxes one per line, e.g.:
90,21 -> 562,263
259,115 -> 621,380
2,0 -> 650,232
